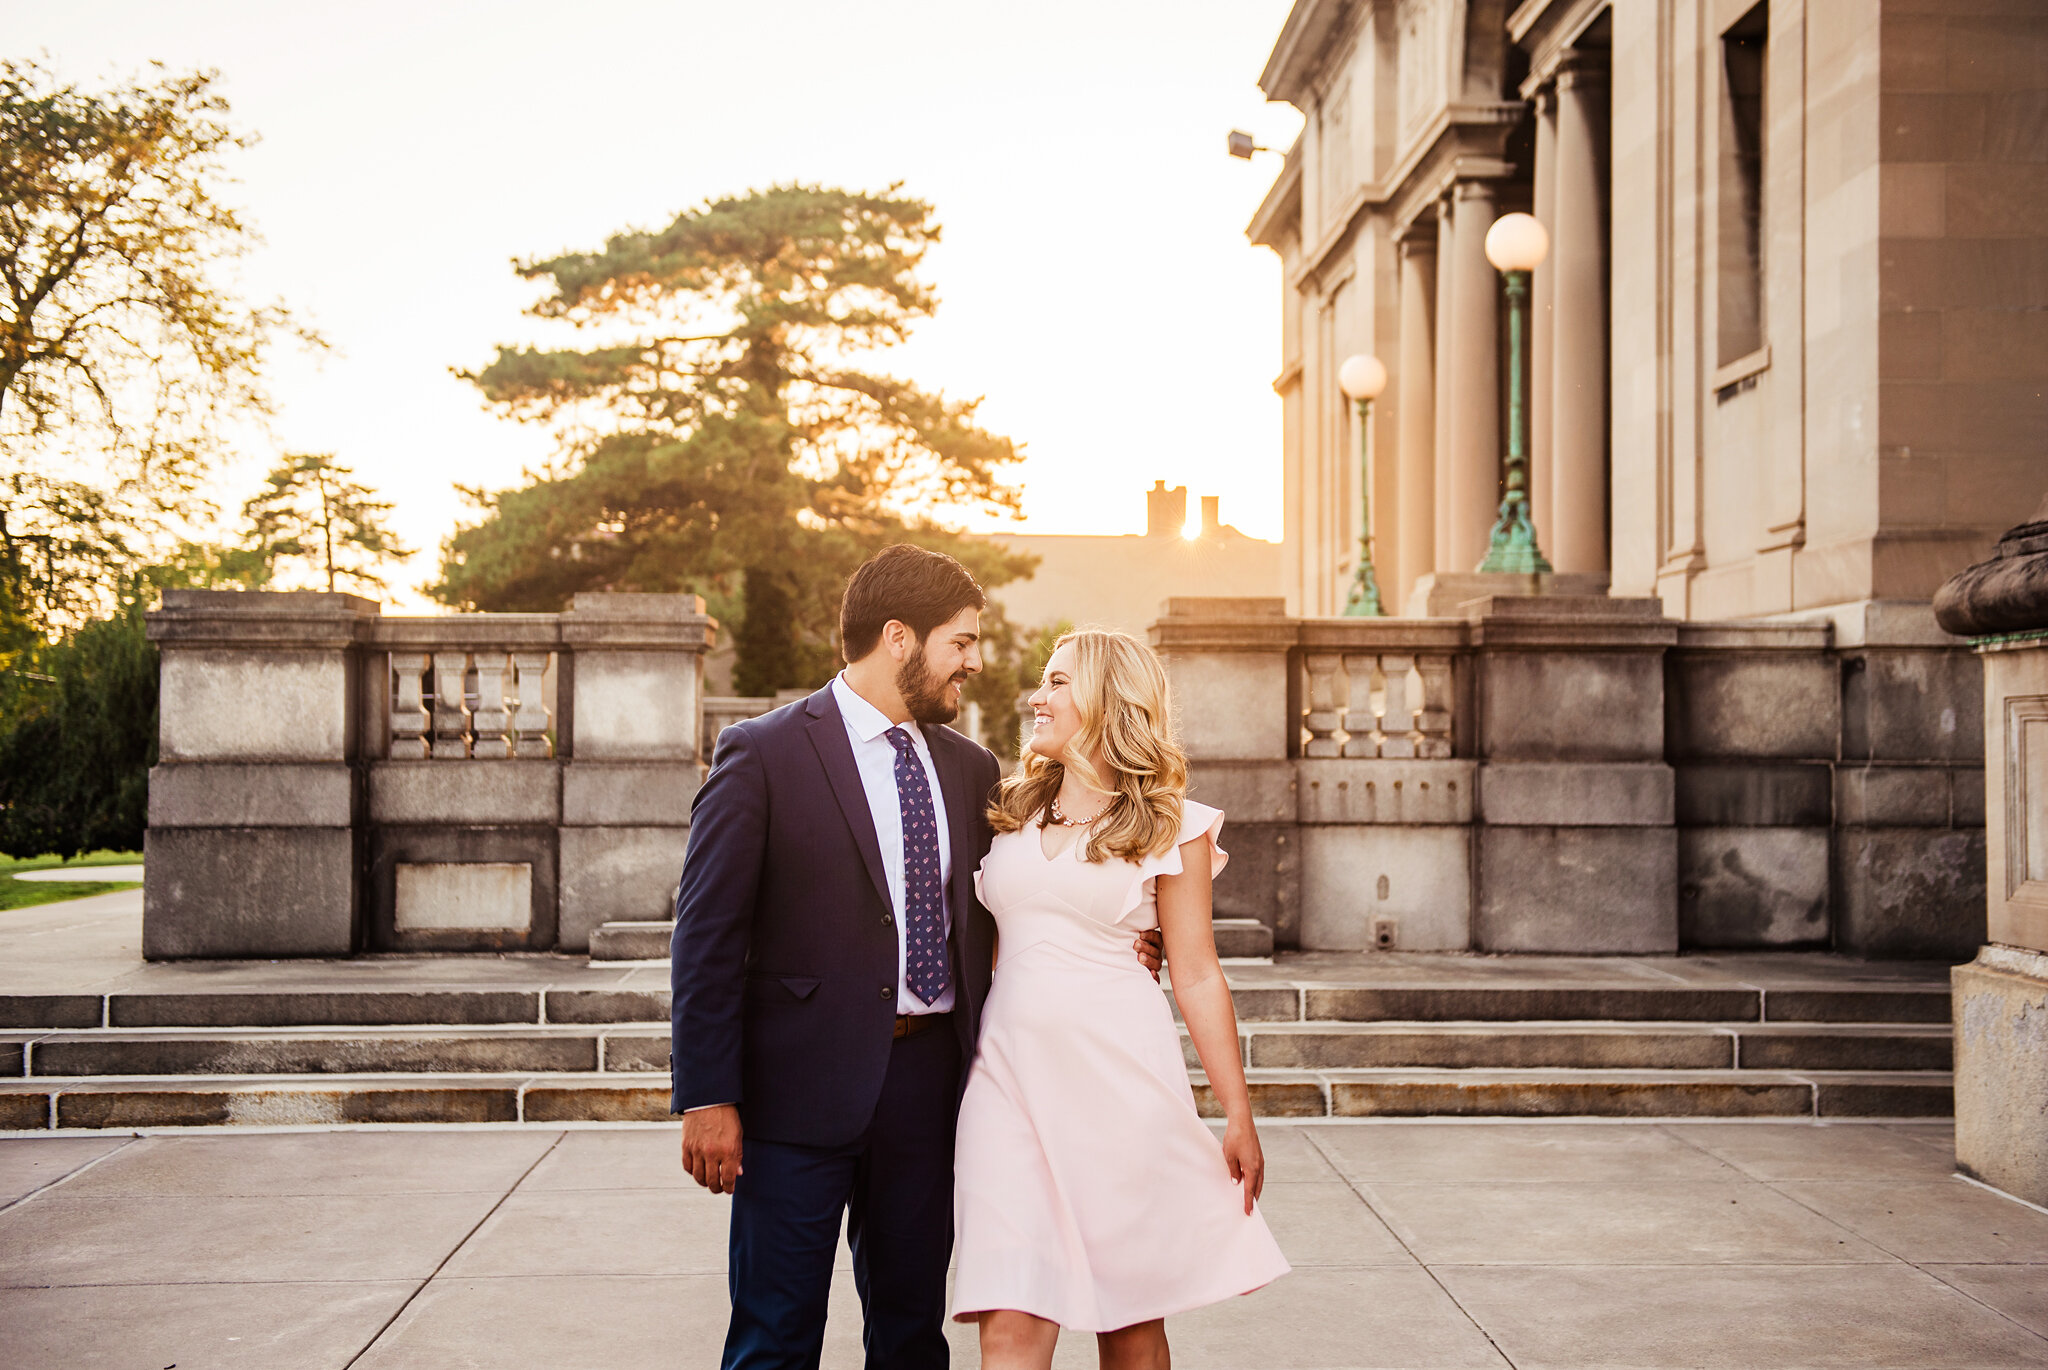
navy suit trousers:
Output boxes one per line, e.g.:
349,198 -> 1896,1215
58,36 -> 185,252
722,1021 -> 961,1370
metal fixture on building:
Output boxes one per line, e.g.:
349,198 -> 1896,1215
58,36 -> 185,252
1337,353 -> 1388,616
1477,213 -> 1553,575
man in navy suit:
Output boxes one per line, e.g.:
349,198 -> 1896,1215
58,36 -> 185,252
671,545 -> 1160,1368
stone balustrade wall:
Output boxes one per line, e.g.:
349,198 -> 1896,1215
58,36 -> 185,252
1152,596 -> 1986,959
144,590 -> 714,958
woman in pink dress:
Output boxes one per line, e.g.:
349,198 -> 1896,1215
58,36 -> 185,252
952,628 -> 1290,1368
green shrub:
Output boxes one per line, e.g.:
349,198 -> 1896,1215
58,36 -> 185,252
0,593 -> 158,859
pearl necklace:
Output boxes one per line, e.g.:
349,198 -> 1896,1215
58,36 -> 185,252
1047,793 -> 1110,827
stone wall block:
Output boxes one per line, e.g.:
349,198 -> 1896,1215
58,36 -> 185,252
1475,827 -> 1679,953
143,827 -> 357,958
1835,826 -> 1988,958
568,651 -> 703,761
1478,763 -> 1674,826
1678,828 -> 1832,948
1674,763 -> 1833,826
158,651 -> 354,763
1842,648 -> 1984,761
368,761 -> 561,826
558,826 -> 693,953
1476,651 -> 1665,761
1834,763 -> 1964,826
1212,824 -> 1300,949
366,827 -> 559,953
1296,760 -> 1475,824
1299,826 -> 1472,951
1665,653 -> 1841,759
1953,948 -> 2048,1207
1164,652 -> 1293,761
147,764 -> 355,828
561,762 -> 704,827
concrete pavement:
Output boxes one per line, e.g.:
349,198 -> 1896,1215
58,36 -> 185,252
2,1119 -> 2045,1369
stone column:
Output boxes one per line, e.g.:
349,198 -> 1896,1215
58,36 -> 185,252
1396,232 -> 1438,606
1446,180 -> 1503,573
557,592 -> 715,952
1550,60 -> 1610,579
1433,199 -> 1457,573
144,591 -> 380,958
1530,89 -> 1558,549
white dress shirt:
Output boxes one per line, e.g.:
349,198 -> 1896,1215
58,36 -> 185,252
830,673 -> 957,1014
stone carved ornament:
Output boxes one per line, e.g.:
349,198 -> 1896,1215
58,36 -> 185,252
1934,489 -> 2048,636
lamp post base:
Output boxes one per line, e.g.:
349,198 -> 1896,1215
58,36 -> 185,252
1343,538 -> 1385,616
1477,501 -> 1555,575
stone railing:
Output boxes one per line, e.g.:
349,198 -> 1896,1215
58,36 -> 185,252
1299,649 -> 1455,758
378,616 -> 560,760
145,590 -> 715,959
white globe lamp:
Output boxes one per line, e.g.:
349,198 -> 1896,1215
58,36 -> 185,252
1484,212 -> 1550,274
1337,353 -> 1388,402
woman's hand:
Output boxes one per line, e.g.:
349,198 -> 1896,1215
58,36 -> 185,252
1221,1118 -> 1265,1215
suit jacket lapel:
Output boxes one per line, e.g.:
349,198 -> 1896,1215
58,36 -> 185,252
804,689 -> 893,914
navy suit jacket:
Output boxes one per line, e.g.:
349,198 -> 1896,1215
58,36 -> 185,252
669,683 -> 1003,1147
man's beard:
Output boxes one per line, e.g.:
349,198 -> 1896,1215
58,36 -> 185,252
897,641 -> 963,725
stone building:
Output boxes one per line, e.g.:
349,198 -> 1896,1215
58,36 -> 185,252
1249,0 -> 2047,624
986,481 -> 1282,640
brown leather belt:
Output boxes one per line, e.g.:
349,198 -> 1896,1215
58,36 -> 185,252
893,1011 -> 950,1040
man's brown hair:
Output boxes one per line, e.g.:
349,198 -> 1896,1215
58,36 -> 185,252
839,544 -> 986,663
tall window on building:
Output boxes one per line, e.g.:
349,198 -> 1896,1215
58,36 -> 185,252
1718,2 -> 1767,367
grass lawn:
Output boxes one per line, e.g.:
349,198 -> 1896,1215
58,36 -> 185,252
0,850 -> 144,912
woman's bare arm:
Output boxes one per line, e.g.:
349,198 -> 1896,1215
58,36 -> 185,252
1156,838 -> 1265,1212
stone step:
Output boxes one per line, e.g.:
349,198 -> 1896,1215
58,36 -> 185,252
1212,919 -> 1275,958
0,978 -> 1949,1031
589,921 -> 672,962
0,1026 -> 673,1078
587,917 -> 1280,964
1,1017 -> 1951,1081
0,1064 -> 1953,1131
1191,1069 -> 1955,1120
1183,1022 -> 1953,1073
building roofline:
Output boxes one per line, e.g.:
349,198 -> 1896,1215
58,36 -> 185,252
1258,0 -> 1347,106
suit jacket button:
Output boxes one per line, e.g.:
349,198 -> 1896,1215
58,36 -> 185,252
881,914 -> 894,927
880,986 -> 894,1000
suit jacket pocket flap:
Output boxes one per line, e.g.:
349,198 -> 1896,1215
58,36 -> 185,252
758,974 -> 821,1000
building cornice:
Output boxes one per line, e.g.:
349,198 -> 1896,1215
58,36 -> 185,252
1284,102 -> 1523,291
1247,139 -> 1306,249
1259,0 -> 1357,107
1513,0 -> 1611,95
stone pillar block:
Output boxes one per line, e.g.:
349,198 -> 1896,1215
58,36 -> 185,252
557,593 -> 715,952
1953,946 -> 2048,1208
143,591 -> 380,959
1150,598 -> 1298,763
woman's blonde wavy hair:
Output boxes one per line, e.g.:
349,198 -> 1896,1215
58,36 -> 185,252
987,627 -> 1188,863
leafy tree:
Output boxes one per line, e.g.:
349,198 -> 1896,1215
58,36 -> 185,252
0,586 -> 157,858
0,57 -> 313,633
243,453 -> 410,592
432,183 -> 1032,691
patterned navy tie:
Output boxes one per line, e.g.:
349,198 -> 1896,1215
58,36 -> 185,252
885,725 -> 951,1006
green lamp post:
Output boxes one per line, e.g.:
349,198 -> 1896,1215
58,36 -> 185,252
1338,352 -> 1389,616
1477,211 -> 1554,574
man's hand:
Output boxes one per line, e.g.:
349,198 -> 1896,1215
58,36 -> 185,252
1133,928 -> 1164,981
681,1104 -> 744,1194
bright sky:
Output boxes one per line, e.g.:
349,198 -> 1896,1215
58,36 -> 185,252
6,0 -> 1304,608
